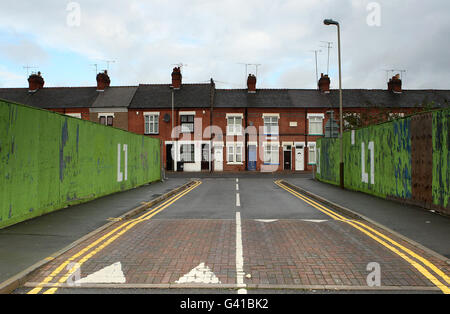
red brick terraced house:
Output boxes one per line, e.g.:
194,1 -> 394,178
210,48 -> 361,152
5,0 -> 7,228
1,69 -> 449,173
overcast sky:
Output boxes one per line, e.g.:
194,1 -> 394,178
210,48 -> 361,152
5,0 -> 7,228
0,0 -> 449,90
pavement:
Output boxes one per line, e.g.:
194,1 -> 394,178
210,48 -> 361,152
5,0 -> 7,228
0,177 -> 189,284
285,177 -> 450,260
10,175 -> 449,294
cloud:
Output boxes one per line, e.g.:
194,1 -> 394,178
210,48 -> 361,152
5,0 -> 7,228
0,0 -> 448,89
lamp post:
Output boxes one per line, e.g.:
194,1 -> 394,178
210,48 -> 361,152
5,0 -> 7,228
324,18 -> 344,188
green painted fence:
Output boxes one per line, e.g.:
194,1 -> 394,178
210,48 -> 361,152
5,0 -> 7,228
316,108 -> 450,215
0,100 -> 161,229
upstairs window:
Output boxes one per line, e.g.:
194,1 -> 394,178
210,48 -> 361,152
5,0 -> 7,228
263,115 -> 279,135
180,114 -> 195,133
227,115 -> 243,135
99,113 -> 114,126
308,114 -> 324,135
144,113 -> 160,134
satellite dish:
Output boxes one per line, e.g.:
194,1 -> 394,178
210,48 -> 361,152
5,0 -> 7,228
163,114 -> 171,123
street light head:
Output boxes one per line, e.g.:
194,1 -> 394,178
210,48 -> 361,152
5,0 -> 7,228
324,19 -> 339,26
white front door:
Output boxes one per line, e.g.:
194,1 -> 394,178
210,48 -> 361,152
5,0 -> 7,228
214,146 -> 223,172
295,146 -> 304,171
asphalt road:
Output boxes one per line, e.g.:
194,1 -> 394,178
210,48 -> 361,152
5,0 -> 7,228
12,177 -> 450,294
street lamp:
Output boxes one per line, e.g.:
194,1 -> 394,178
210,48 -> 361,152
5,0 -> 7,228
324,18 -> 344,189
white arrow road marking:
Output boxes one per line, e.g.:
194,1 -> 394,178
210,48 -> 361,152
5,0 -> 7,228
75,262 -> 126,284
255,219 -> 279,223
175,263 -> 221,284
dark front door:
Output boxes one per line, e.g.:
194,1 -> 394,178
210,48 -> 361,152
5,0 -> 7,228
166,144 -> 173,171
284,150 -> 291,170
201,144 -> 210,171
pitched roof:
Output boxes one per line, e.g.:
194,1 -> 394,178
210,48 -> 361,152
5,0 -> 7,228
129,84 -> 212,109
0,87 -> 99,108
1,85 -> 448,110
214,89 -> 450,108
92,86 -> 138,108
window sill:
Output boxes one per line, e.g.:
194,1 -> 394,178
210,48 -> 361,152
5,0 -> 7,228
227,162 -> 244,165
145,133 -> 159,135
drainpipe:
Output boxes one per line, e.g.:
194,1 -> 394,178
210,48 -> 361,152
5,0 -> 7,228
245,107 -> 248,171
210,78 -> 215,173
305,108 -> 308,171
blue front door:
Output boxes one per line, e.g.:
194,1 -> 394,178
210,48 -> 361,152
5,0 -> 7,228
248,145 -> 257,171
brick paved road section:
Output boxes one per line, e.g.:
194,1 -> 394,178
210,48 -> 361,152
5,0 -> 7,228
242,219 -> 446,287
26,218 -> 237,286
21,177 -> 450,293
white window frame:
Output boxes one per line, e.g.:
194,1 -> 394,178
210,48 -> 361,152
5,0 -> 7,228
180,113 -> 195,133
263,142 -> 280,165
263,114 -> 279,136
144,112 -> 160,134
308,142 -> 317,165
226,142 -> 244,165
65,113 -> 82,119
388,112 -> 405,120
226,114 -> 243,136
180,143 -> 195,163
98,113 -> 115,126
307,114 -> 324,135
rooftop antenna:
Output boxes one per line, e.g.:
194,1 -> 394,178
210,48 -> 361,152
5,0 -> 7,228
23,65 -> 38,77
249,64 -> 262,78
103,60 -> 116,72
237,63 -> 249,86
237,63 -> 262,86
320,41 -> 333,74
383,69 -> 395,82
310,50 -> 322,83
90,64 -> 98,74
172,63 -> 188,74
395,69 -> 407,80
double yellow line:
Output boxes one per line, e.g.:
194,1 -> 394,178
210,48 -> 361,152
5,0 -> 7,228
28,180 -> 202,295
275,180 -> 450,294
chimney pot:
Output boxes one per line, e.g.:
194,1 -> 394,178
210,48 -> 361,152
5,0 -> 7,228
388,74 -> 402,93
171,67 -> 182,89
318,74 -> 330,93
96,70 -> 111,91
247,74 -> 257,93
28,72 -> 45,92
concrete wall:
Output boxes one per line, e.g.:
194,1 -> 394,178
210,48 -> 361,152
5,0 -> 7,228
0,100 -> 161,229
316,108 -> 450,216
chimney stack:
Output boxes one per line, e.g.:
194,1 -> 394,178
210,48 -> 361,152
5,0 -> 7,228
388,74 -> 402,93
318,73 -> 330,93
247,74 -> 256,93
96,70 -> 111,91
171,67 -> 182,89
28,71 -> 45,92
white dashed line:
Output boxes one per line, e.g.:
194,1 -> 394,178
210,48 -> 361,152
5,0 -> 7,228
236,193 -> 241,207
235,212 -> 247,294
